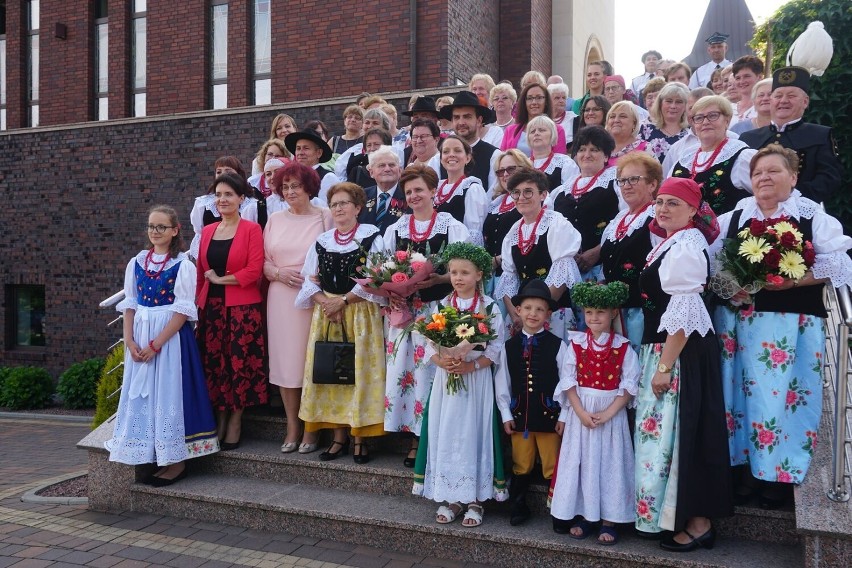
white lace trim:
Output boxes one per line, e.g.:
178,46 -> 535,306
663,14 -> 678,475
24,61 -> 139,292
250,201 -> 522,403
602,206 -> 654,243
394,212 -> 456,240
505,209 -> 557,246
733,191 -> 818,222
494,271 -> 519,300
545,257 -> 581,289
678,138 -> 749,171
488,194 -> 516,214
658,294 -> 714,337
535,154 -> 577,175
315,224 -> 380,252
550,166 -> 618,204
435,177 -> 485,201
644,228 -> 707,266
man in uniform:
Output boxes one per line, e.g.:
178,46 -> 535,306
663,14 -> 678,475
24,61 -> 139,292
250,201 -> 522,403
740,66 -> 842,204
689,32 -> 732,89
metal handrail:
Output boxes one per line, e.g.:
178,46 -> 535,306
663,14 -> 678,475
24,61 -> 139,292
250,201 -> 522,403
100,290 -> 126,401
828,284 -> 851,503
99,290 -> 126,309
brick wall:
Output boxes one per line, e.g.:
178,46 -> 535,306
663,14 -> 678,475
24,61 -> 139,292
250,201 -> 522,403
530,0 -> 553,77
498,0 -> 553,86
0,89 -> 456,378
228,0 -> 252,108
6,1 -> 26,129
447,0 -> 500,85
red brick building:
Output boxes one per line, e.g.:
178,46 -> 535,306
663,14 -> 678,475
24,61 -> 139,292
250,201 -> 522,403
1,0 -> 554,130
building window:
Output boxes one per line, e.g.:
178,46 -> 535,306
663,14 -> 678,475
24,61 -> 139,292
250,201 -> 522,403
210,1 -> 228,110
253,0 -> 270,105
1,1 -> 6,131
132,0 -> 146,117
6,285 -> 46,348
95,1 -> 108,120
27,0 -> 38,127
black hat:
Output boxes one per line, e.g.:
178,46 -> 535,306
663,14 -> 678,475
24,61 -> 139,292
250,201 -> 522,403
402,96 -> 440,117
439,90 -> 496,125
705,32 -> 729,44
511,279 -> 558,311
772,66 -> 810,93
284,128 -> 333,163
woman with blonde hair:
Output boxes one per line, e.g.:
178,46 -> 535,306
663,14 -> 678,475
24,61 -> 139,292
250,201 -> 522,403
640,82 -> 689,163
605,102 -> 647,167
252,114 -> 298,175
490,83 -> 518,131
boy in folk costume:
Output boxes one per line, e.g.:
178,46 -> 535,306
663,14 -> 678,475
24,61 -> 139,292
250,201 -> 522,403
549,281 -> 639,545
496,279 -> 569,526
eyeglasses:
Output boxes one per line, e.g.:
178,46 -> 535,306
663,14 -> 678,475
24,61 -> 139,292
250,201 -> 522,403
496,166 -> 519,177
616,175 -> 649,187
691,111 -> 723,124
509,188 -> 539,199
584,107 -> 603,113
329,201 -> 354,210
146,224 -> 175,234
410,134 -> 435,142
526,95 -> 546,102
281,183 -> 304,192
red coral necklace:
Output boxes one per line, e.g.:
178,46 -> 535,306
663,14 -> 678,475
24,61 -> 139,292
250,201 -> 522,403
517,208 -> 545,255
144,249 -> 170,279
409,211 -> 438,243
334,224 -> 359,246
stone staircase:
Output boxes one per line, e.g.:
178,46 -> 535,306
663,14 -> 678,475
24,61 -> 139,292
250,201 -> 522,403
82,408 -> 807,568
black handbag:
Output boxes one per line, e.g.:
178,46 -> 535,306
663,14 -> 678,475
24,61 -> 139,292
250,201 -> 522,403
312,319 -> 356,385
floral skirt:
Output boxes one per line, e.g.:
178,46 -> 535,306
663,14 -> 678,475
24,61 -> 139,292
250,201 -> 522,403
197,298 -> 269,411
720,305 -> 824,483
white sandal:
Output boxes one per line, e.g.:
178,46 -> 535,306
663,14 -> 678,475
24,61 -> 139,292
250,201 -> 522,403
462,503 -> 484,527
436,502 -> 463,524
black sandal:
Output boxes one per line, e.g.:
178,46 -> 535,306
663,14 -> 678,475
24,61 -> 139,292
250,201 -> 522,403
403,441 -> 418,468
353,443 -> 370,464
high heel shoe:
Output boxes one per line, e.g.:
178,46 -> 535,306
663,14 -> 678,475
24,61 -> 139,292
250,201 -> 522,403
353,443 -> 370,465
319,439 -> 349,461
403,443 -> 418,468
220,438 -> 241,451
149,468 -> 188,488
660,526 -> 716,552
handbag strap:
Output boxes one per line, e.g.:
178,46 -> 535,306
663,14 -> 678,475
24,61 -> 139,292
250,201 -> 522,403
324,318 -> 350,343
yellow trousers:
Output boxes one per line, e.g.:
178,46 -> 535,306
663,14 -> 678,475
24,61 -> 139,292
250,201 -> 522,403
510,431 -> 560,478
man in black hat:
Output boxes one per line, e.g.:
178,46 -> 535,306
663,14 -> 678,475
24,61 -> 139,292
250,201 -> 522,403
439,90 -> 500,192
689,32 -> 731,89
740,66 -> 842,204
284,129 -> 340,204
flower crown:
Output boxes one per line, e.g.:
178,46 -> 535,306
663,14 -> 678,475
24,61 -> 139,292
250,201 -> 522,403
442,242 -> 493,280
571,281 -> 629,309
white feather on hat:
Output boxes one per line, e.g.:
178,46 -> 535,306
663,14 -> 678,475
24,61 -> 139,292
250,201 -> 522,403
786,21 -> 833,77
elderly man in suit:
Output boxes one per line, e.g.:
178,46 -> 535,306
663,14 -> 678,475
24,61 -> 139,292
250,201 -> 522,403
740,66 -> 842,204
358,145 -> 409,234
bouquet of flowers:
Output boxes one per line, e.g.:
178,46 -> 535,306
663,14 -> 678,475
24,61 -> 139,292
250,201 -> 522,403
414,303 -> 498,394
353,246 -> 441,327
710,216 -> 816,303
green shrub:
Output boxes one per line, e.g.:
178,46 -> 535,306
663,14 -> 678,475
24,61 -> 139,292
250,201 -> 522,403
93,344 -> 125,429
0,367 -> 10,396
57,358 -> 105,409
0,367 -> 54,410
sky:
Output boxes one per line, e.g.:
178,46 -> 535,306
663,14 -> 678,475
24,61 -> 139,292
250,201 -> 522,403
614,0 -> 790,81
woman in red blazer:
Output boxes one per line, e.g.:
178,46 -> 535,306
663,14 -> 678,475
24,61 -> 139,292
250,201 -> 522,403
196,172 -> 268,451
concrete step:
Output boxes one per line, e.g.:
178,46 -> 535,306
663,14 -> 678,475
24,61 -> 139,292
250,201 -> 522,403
131,473 -> 802,568
192,437 -> 798,546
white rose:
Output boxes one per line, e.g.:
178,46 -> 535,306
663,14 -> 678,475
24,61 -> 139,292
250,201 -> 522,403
382,260 -> 398,270
410,252 -> 427,263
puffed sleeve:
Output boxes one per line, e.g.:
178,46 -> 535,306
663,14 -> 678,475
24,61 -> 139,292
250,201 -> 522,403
481,299 -> 506,364
544,216 -> 582,289
555,341 -> 575,421
447,217 -> 472,244
351,235 -> 388,305
462,180 -> 488,246
295,242 -> 321,309
382,221 -> 400,253
319,172 -> 341,204
810,209 -> 852,288
335,145 -> 359,180
560,158 -> 579,185
543,184 -> 564,210
240,198 -> 259,223
494,346 -> 513,423
232,222 -> 265,288
731,148 -> 757,193
171,260 -> 199,321
618,340 -> 641,405
189,198 -> 206,260
658,237 -> 714,336
116,258 -> 138,313
495,228 -> 519,300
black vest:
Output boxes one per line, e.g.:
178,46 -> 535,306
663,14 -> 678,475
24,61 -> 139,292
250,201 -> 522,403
672,148 -> 749,215
510,229 -> 571,309
553,181 -> 620,252
435,190 -> 466,224
397,231 -> 451,303
726,210 -> 826,317
600,217 -> 654,308
505,331 -> 563,433
316,233 -> 378,295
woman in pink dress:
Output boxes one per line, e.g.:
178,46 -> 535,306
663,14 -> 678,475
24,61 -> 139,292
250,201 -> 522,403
263,162 -> 333,454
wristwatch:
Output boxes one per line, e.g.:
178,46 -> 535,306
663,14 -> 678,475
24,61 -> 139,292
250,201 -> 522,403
657,362 -> 672,374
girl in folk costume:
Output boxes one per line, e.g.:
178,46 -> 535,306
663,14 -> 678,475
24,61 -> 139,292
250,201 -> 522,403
106,206 -> 219,486
413,243 -> 508,527
550,281 -> 639,545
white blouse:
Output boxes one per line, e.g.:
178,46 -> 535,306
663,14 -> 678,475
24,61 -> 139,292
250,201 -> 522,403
646,228 -> 714,337
712,191 -> 852,288
534,153 -> 579,186
673,138 -> 756,194
382,212 -> 470,252
545,166 -> 626,212
116,251 -> 198,321
495,209 -> 583,301
188,194 -> 258,260
295,224 -> 385,309
600,204 -> 655,244
436,177 -> 489,246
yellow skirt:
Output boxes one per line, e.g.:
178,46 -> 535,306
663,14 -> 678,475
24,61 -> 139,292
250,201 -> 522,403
299,295 -> 386,437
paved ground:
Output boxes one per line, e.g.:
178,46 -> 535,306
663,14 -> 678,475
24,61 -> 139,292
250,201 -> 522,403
0,416 -> 482,568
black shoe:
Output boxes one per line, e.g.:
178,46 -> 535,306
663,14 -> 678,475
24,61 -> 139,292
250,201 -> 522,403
660,526 -> 715,552
149,468 -> 188,488
758,481 -> 790,510
220,439 -> 241,451
509,474 -> 532,526
403,445 -> 418,468
353,443 -> 370,465
319,439 -> 349,461
552,516 -> 572,534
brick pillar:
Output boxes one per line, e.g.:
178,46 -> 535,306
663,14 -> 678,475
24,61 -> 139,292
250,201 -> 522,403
499,0 -> 552,87
6,1 -> 28,129
228,0 -> 251,108
416,0 -> 449,88
108,0 -> 132,119
147,0 -> 207,114
40,2 -> 95,126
